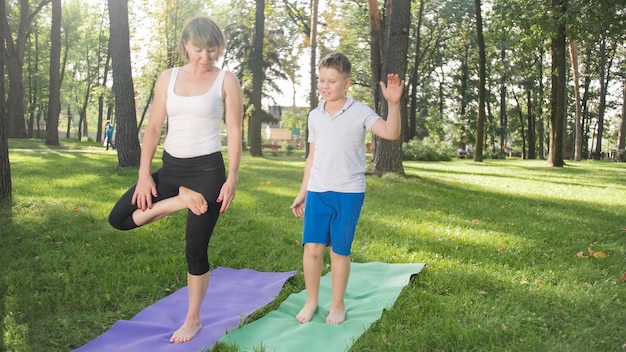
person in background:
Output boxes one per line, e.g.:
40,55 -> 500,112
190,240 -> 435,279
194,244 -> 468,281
290,51 -> 404,324
107,16 -> 243,343
104,120 -> 114,150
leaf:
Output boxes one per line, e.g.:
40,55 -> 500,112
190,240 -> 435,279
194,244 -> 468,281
381,333 -> 390,345
477,290 -> 488,295
591,251 -> 606,258
620,272 -> 626,282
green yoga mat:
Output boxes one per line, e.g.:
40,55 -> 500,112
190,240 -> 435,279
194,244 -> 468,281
219,262 -> 425,352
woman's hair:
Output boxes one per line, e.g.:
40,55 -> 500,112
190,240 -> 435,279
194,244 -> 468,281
319,52 -> 352,77
178,16 -> 226,62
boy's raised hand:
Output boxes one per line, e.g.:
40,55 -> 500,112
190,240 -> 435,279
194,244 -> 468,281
379,73 -> 404,104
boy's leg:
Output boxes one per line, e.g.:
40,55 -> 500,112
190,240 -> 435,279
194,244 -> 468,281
327,249 -> 350,324
297,243 -> 326,323
325,191 -> 364,324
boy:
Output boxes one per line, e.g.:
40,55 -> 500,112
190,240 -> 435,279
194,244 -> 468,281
290,51 -> 404,324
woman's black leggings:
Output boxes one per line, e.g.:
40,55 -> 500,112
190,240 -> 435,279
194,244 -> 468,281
109,151 -> 226,275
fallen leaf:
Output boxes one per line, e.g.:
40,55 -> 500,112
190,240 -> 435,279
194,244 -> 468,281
498,247 -> 506,253
521,278 -> 529,285
536,279 -> 544,285
620,272 -> 626,282
543,252 -> 551,259
477,290 -> 488,295
591,251 -> 606,258
381,334 -> 390,345
501,323 -> 508,331
473,219 -> 480,224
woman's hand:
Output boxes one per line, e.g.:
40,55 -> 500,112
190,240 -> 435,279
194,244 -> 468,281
132,174 -> 158,211
217,177 -> 237,214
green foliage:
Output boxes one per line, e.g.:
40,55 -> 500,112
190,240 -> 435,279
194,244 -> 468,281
403,137 -> 454,161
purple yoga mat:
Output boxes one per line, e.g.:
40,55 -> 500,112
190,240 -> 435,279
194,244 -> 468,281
74,267 -> 297,352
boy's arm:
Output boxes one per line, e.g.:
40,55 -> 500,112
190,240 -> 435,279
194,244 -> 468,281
291,142 -> 315,218
370,73 -> 405,140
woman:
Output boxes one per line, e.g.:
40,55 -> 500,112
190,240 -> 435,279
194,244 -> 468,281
108,16 -> 243,343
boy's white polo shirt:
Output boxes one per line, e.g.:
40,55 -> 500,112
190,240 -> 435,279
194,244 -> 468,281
307,97 -> 380,193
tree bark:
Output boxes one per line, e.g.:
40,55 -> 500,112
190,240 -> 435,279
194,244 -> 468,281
305,0 -> 319,157
593,34 -> 607,160
248,0 -> 265,157
617,78 -> 626,161
0,0 -> 12,202
2,0 -> 51,138
548,0 -> 566,167
367,0 -> 409,175
45,0 -> 62,146
569,41 -> 582,161
474,0 -> 486,162
108,0 -> 140,167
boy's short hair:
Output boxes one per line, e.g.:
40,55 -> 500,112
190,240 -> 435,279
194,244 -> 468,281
319,52 -> 352,77
178,16 -> 226,62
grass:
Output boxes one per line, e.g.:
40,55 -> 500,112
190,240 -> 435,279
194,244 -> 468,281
2,139 -> 625,351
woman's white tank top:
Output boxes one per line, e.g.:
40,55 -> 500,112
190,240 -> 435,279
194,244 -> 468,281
163,67 -> 226,158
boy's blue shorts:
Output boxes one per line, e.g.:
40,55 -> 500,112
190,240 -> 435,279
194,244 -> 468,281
302,191 -> 365,256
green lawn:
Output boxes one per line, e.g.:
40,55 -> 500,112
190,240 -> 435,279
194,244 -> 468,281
2,140 -> 625,351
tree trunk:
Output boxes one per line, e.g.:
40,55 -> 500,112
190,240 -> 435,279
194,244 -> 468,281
526,88 -> 535,159
499,46 -> 507,154
45,0 -> 62,146
306,0 -> 319,157
537,46 -> 546,159
548,0 -> 566,167
0,0 -> 12,202
368,0 -> 410,175
108,0 -> 140,167
617,77 -> 626,161
593,34 -> 607,160
3,0 -> 51,138
248,0 -> 265,157
408,0 -> 425,142
569,41 -> 582,161
474,0 -> 486,162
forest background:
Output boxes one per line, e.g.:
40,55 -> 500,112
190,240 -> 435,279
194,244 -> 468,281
1,0 -> 625,194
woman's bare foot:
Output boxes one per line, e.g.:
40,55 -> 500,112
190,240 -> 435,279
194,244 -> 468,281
296,302 -> 318,323
169,321 -> 202,343
179,186 -> 208,216
325,306 -> 346,324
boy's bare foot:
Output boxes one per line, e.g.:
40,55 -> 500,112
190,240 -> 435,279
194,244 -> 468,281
179,186 -> 208,216
296,302 -> 318,323
170,321 -> 202,343
325,306 -> 346,324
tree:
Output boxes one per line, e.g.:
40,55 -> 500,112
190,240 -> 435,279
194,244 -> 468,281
0,0 -> 11,202
248,0 -> 265,156
45,0 -> 61,146
569,41 -> 582,161
367,0 -> 411,175
547,0 -> 567,167
473,0 -> 486,162
108,0 -> 140,167
2,0 -> 51,138
617,77 -> 626,161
